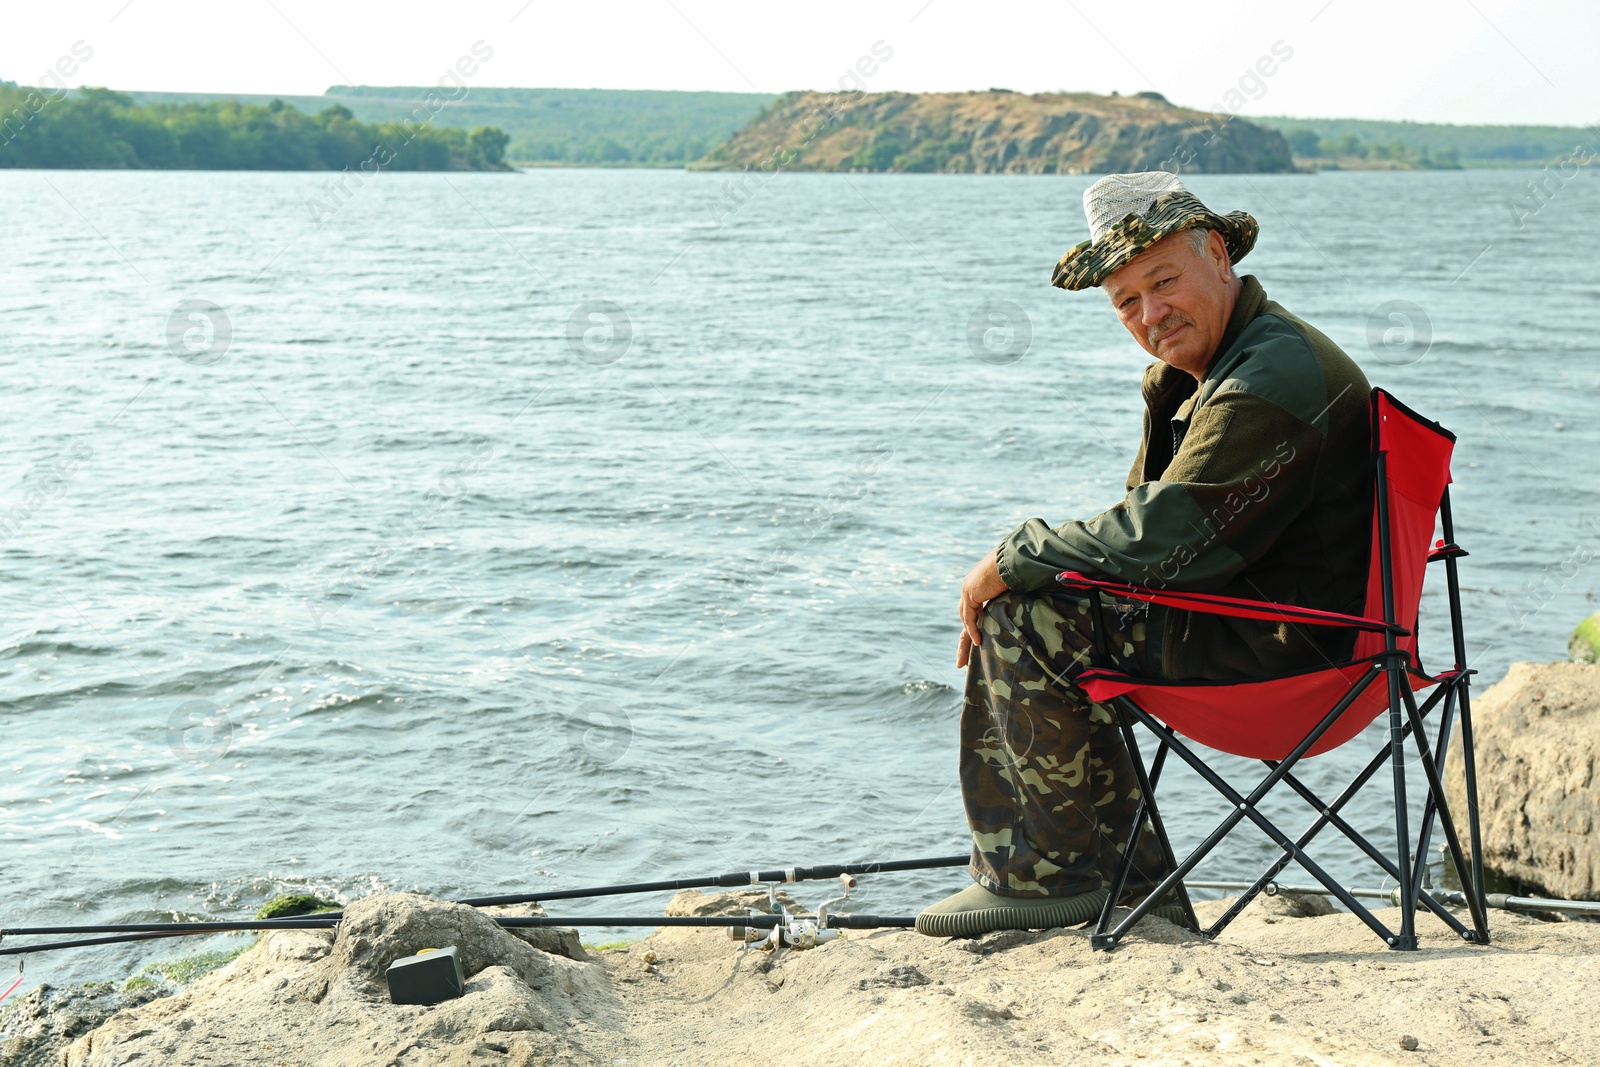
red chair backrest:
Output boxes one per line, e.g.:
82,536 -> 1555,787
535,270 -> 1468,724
1351,390 -> 1456,666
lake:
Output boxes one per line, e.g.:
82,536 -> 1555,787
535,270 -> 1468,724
2,165 -> 1596,984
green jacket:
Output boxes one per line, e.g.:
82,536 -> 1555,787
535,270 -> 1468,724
995,275 -> 1372,680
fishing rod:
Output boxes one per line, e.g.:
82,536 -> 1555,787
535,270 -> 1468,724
1186,880 -> 1600,916
0,853 -> 963,958
2,913 -> 918,939
0,913 -> 917,958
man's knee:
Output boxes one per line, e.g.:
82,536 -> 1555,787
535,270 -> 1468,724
982,590 -> 1098,659
980,589 -> 1030,626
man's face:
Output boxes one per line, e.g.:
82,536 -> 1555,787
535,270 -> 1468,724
1103,229 -> 1238,379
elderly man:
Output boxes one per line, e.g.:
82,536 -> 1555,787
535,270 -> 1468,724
917,171 -> 1371,937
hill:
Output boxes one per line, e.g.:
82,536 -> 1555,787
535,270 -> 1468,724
696,89 -> 1293,174
124,86 -> 772,166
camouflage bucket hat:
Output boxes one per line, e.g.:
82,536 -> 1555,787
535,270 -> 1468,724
1051,171 -> 1258,291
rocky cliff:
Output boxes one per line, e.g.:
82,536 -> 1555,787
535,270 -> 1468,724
695,89 -> 1294,175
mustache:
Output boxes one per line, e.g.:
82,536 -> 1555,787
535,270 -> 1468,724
1148,313 -> 1193,347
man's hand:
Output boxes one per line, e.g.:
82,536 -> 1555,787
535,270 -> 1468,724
957,549 -> 1009,669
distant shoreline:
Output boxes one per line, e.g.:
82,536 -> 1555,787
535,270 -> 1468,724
8,83 -> 1590,172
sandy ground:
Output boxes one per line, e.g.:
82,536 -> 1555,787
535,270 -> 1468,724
601,889 -> 1597,1067
8,888 -> 1596,1066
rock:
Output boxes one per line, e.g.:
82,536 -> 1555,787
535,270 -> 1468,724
1446,662 -> 1600,899
61,893 -> 623,1067
0,983 -> 161,1067
665,888 -> 800,917
1255,890 -> 1337,918
481,904 -> 589,961
856,965 -> 930,990
958,999 -> 1017,1023
1400,1033 -> 1420,1050
974,929 -> 1036,953
1572,613 -> 1600,664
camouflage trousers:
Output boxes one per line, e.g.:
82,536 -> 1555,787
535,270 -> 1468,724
962,590 -> 1172,898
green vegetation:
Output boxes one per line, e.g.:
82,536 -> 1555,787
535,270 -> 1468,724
1280,126 -> 1461,168
835,109 -> 975,173
126,86 -> 772,166
846,133 -> 981,174
323,86 -> 769,165
122,975 -> 158,992
0,83 -> 510,170
255,893 -> 341,919
1572,613 -> 1600,664
1257,114 -> 1595,168
137,942 -> 253,986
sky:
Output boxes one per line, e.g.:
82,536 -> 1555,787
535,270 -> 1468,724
4,0 -> 1595,127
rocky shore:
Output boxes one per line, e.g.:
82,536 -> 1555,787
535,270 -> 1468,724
5,887 -> 1598,1067
7,658 -> 1599,1066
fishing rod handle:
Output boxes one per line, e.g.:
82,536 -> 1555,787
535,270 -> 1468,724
824,914 -> 916,929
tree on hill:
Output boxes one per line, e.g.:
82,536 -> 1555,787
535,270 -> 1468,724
1286,128 -> 1322,157
0,86 -> 511,170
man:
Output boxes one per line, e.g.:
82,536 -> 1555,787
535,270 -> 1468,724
917,171 -> 1371,938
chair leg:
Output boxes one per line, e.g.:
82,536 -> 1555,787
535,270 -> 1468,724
1095,742 -> 1167,939
1082,599 -> 1198,944
1439,492 -> 1490,943
1401,680 -> 1490,942
1384,664 -> 1420,950
1128,739 -> 1200,935
1409,685 -> 1457,898
1094,739 -> 1171,927
1092,703 -> 1199,949
1409,679 -> 1485,912
1456,678 -> 1491,943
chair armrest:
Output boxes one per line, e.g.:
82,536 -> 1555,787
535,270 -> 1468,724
1055,571 -> 1408,636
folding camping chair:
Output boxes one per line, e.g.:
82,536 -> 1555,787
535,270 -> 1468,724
1057,388 -> 1490,952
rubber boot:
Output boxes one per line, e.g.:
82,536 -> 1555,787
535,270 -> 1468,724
914,883 -> 1109,938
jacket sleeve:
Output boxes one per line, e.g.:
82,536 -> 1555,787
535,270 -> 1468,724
995,389 -> 1325,593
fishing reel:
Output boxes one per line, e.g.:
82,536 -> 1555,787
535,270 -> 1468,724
727,873 -> 858,953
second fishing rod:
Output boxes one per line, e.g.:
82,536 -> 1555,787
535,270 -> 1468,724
0,853 -> 967,954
